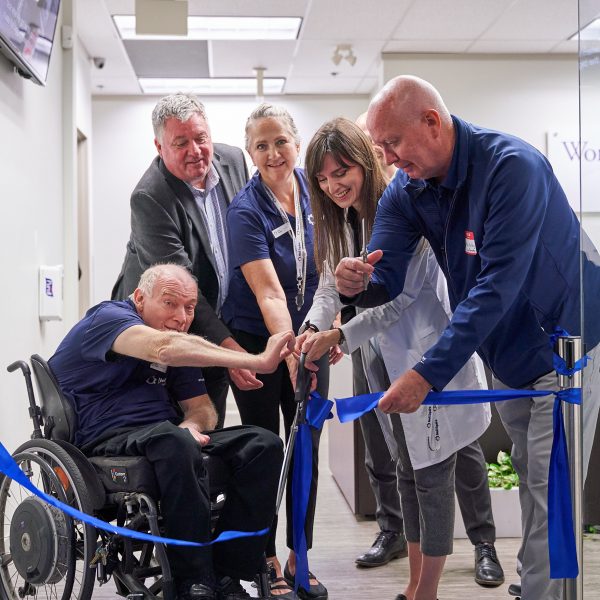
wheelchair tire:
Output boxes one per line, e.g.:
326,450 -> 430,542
0,439 -> 97,600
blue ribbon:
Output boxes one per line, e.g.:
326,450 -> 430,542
335,385 -> 582,579
291,391 -> 333,592
0,441 -> 269,547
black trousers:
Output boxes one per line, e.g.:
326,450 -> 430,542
203,366 -> 229,429
87,422 -> 283,584
230,328 -> 328,557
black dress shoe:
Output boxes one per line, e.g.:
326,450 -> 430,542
355,530 -> 408,568
283,561 -> 328,600
177,582 -> 216,600
508,583 -> 521,598
474,542 -> 504,587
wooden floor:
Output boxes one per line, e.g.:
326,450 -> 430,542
91,402 -> 600,599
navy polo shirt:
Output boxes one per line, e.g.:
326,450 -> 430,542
49,299 -> 207,447
222,169 -> 319,337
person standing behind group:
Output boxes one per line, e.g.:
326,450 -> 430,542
221,103 -> 328,600
300,117 -> 500,600
112,93 -> 261,430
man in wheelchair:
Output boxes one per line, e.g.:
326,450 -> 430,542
48,263 -> 294,600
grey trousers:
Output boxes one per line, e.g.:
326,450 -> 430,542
494,342 -> 600,600
353,347 -> 496,545
392,413 -> 457,556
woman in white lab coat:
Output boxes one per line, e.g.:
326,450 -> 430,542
301,118 -> 490,600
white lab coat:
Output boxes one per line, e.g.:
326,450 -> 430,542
305,235 -> 490,470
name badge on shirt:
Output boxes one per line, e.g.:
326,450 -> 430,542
272,222 -> 292,238
150,362 -> 168,373
465,231 -> 477,256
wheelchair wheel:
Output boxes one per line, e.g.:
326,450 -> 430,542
0,439 -> 97,600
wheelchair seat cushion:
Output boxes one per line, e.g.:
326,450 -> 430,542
89,454 -> 230,499
89,455 -> 159,497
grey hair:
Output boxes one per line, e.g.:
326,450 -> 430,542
135,263 -> 197,297
244,103 -> 301,151
152,93 -> 208,142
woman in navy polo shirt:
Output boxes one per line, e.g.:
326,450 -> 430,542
222,103 -> 329,600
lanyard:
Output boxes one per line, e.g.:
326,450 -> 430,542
264,176 -> 307,310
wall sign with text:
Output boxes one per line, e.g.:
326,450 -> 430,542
547,131 -> 600,213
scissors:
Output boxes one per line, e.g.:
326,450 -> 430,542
360,218 -> 369,291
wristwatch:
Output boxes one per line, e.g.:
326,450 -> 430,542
335,327 -> 346,345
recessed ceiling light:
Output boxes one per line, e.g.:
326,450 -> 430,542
113,15 -> 302,40
138,77 -> 286,95
569,17 -> 600,41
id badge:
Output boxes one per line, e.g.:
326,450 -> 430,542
272,222 -> 292,238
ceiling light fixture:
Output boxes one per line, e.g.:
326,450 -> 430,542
331,44 -> 357,67
114,15 -> 302,40
139,77 -> 285,95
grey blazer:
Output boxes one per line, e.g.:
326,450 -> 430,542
111,143 -> 249,344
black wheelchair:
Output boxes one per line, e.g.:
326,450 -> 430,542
0,355 -> 272,600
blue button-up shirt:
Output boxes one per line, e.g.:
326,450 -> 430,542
187,166 -> 229,314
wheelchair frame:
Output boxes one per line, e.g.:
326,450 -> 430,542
0,356 -> 272,600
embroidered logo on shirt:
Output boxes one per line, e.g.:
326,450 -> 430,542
465,231 -> 477,255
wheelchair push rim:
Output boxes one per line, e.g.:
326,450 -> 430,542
0,439 -> 96,600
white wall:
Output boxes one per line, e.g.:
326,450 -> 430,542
91,94 -> 370,304
379,53 -> 600,246
0,32 -> 66,451
0,7 -> 94,451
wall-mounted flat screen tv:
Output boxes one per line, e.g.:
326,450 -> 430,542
0,0 -> 61,85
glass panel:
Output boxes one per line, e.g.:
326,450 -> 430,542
579,0 -> 600,596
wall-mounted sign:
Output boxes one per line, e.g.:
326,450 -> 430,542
547,131 -> 600,213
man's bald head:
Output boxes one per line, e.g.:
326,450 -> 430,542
366,76 -> 455,182
368,75 -> 451,131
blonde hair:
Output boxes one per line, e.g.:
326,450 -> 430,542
244,102 -> 301,151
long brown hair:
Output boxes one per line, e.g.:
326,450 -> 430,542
305,117 -> 387,274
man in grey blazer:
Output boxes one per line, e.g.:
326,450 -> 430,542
113,93 -> 258,428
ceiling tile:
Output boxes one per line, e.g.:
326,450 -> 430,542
468,40 -> 559,53
482,0 -> 578,41
383,40 -> 472,53
354,77 -> 378,94
291,40 -> 382,78
300,0 -> 412,40
392,0 -> 507,40
210,40 -> 296,77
